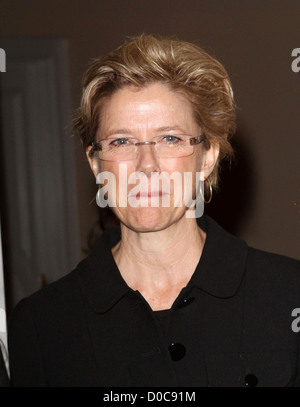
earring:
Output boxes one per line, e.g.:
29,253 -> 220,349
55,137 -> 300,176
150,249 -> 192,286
200,177 -> 213,204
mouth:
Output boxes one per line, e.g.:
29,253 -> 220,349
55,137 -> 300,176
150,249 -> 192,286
129,191 -> 170,199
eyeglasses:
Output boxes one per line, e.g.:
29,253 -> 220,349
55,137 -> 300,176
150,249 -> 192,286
90,134 -> 206,161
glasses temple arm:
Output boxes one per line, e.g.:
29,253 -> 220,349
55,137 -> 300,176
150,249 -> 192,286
189,134 -> 206,145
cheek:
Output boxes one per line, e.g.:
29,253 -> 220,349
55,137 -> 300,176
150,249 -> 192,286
159,157 -> 192,173
100,162 -> 136,200
162,156 -> 201,176
98,162 -> 127,179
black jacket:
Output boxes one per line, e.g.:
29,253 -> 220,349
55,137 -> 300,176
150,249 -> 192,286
8,215 -> 300,387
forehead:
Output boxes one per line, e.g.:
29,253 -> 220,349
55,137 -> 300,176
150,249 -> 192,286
98,82 -> 199,136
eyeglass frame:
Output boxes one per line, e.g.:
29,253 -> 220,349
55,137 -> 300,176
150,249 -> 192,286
89,133 -> 206,161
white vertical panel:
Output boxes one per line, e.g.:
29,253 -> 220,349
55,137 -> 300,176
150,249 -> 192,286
0,220 -> 9,374
0,39 -> 80,308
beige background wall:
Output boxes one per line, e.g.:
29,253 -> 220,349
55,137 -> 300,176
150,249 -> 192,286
0,0 -> 299,260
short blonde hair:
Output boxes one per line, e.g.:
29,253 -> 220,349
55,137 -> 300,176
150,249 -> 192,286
73,34 -> 236,188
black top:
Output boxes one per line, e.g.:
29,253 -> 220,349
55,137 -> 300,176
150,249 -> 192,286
153,309 -> 171,337
7,215 -> 300,387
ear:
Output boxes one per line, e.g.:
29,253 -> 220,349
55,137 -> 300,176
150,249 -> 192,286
201,142 -> 220,178
86,146 -> 101,178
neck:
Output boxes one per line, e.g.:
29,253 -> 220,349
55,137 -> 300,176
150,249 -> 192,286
112,216 -> 206,297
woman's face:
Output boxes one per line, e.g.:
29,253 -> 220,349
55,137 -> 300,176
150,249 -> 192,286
87,82 -> 219,232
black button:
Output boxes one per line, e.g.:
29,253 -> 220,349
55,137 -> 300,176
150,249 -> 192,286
245,374 -> 258,387
168,343 -> 186,361
177,297 -> 195,308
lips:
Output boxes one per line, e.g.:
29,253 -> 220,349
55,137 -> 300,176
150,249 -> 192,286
129,191 -> 169,198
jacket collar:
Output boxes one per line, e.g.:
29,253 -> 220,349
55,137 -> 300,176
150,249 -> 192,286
78,215 -> 248,313
190,215 -> 248,298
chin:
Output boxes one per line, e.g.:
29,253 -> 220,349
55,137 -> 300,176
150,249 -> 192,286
118,207 -> 180,233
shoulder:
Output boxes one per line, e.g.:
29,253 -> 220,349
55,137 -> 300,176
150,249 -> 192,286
8,227 -> 118,329
8,267 -> 82,333
246,246 -> 300,275
245,246 -> 300,301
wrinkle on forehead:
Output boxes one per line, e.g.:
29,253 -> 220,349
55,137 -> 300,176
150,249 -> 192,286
98,82 -> 199,139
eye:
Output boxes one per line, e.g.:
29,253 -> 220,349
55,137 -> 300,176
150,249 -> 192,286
109,138 -> 131,147
162,135 -> 182,144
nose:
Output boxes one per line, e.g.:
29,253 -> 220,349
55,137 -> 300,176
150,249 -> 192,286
134,143 -> 160,176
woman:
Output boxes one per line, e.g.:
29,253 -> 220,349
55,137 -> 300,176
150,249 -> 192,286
8,34 -> 300,387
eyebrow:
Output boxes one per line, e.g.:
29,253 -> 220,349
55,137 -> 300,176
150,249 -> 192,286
154,126 -> 187,133
103,125 -> 188,138
104,128 -> 132,138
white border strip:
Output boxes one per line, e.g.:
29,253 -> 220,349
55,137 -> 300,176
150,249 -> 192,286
0,219 -> 9,375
